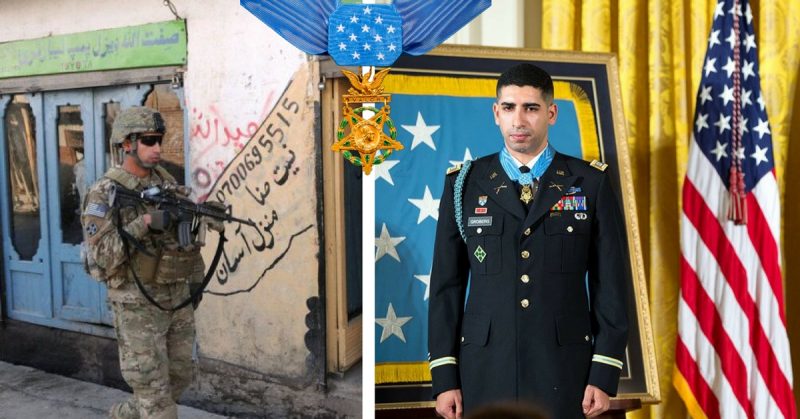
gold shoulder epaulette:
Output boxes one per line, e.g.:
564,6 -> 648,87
590,160 -> 608,172
446,164 -> 462,175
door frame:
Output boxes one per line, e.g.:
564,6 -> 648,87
0,67 -> 187,336
321,77 -> 363,373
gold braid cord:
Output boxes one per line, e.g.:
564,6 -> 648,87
331,68 -> 404,175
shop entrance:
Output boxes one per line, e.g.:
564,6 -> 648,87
0,83 -> 185,335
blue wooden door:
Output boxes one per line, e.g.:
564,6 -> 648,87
88,86 -> 145,325
0,94 -> 54,325
44,91 -> 106,325
2,83 -> 182,334
42,87 -> 145,328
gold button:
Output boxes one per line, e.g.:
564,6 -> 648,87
520,299 -> 530,308
521,274 -> 530,283
584,335 -> 590,342
524,228 -> 531,236
521,250 -> 530,259
567,226 -> 574,233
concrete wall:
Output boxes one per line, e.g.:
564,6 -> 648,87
0,0 -> 333,415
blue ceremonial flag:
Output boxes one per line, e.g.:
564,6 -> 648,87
374,75 -> 597,383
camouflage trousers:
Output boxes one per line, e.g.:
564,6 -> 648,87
109,282 -> 195,419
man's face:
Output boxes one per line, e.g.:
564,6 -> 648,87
493,85 -> 558,161
124,132 -> 162,168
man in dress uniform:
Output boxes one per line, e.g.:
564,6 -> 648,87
428,64 -> 628,418
81,107 -> 209,419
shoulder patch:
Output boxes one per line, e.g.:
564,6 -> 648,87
85,202 -> 109,218
85,222 -> 99,237
446,164 -> 462,175
590,160 -> 608,172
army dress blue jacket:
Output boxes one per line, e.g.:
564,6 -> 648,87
428,151 -> 629,418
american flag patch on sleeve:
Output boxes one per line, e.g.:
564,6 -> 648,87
85,202 -> 109,218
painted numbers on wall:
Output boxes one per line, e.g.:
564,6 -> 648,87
200,67 -> 315,295
188,91 -> 275,193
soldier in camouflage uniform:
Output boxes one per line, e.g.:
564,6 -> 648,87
81,107 -> 205,419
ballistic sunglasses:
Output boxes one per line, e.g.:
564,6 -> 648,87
138,134 -> 164,147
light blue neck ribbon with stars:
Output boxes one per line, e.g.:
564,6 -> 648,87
499,144 -> 554,185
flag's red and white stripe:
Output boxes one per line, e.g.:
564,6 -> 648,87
676,141 -> 795,419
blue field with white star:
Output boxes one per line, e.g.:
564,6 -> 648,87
375,92 -> 584,363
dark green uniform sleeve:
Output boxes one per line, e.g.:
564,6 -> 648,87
428,173 -> 470,398
586,171 -> 629,395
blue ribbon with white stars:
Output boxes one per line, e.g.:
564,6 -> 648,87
240,0 -> 491,66
499,145 -> 554,185
328,4 -> 403,66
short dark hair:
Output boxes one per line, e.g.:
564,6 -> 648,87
496,63 -> 554,103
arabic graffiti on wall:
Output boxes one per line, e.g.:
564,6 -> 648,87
199,66 -> 316,295
192,64 -> 321,379
0,20 -> 187,78
187,92 -> 276,197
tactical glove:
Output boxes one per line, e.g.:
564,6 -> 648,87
203,201 -> 227,232
148,209 -> 172,232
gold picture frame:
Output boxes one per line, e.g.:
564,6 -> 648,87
357,44 -> 660,412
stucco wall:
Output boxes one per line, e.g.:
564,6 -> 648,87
197,63 -> 321,381
0,0 -> 323,399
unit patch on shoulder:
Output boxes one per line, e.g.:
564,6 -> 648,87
590,160 -> 608,172
446,164 -> 462,175
85,202 -> 109,218
85,222 -> 98,237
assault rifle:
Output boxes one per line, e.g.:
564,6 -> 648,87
110,183 -> 256,248
109,182 -> 254,311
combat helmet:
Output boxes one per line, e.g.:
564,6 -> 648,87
110,106 -> 166,145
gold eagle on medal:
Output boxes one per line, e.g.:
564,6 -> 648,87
341,68 -> 392,96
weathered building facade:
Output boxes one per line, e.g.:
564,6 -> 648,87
0,1 -> 360,417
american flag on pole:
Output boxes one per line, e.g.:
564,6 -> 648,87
676,0 -> 796,418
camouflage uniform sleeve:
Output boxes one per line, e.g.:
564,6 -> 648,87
81,179 -> 149,280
